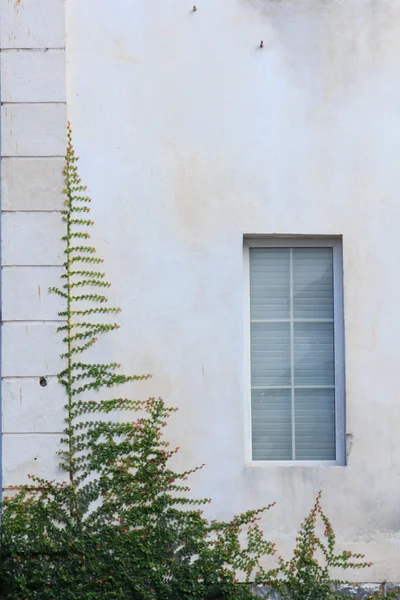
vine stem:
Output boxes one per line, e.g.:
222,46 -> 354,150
65,138 -> 82,529
67,191 -> 73,487
65,140 -> 74,487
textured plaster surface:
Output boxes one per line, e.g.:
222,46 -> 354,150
2,0 -> 400,584
65,0 -> 400,582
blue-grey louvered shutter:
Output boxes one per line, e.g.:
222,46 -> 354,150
250,247 -> 336,461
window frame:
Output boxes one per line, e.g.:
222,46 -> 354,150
243,236 -> 346,467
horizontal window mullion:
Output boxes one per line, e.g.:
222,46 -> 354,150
252,386 -> 291,390
251,318 -> 290,323
252,385 -> 335,390
251,318 -> 334,323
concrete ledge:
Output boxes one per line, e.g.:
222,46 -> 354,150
2,322 -> 66,377
0,0 -> 65,49
250,584 -> 400,599
1,49 -> 66,102
2,212 -> 65,266
1,157 -> 65,211
2,266 -> 64,320
2,377 -> 66,434
1,103 -> 66,156
2,433 -> 65,486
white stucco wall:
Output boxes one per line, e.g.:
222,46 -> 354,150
3,0 -> 400,584
65,0 -> 400,581
64,0 -> 400,581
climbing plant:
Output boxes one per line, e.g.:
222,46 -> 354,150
0,125 -> 386,600
0,125 -> 278,600
275,492 -> 374,600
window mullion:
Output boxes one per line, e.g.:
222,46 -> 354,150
290,248 -> 296,460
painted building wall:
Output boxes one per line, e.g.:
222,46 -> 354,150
2,0 -> 400,583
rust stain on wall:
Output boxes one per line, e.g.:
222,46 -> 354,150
110,37 -> 138,64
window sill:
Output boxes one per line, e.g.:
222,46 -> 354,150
245,460 -> 345,468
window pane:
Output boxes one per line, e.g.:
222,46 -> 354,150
295,389 -> 335,460
293,248 -> 333,320
294,322 -> 335,386
251,322 -> 291,387
250,248 -> 290,320
252,389 -> 292,460
249,243 -> 340,462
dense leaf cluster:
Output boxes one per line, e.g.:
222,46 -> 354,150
0,127 -> 276,599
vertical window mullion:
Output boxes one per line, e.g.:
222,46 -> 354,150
290,248 -> 296,460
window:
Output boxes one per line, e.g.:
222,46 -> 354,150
245,238 -> 345,465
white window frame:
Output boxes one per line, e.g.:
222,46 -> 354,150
243,236 -> 346,467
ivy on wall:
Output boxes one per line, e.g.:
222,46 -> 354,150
0,126 -> 394,600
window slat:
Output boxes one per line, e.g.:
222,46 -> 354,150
250,246 -> 337,462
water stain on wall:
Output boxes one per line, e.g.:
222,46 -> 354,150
170,152 -> 222,242
110,37 -> 137,65
246,0 -> 400,104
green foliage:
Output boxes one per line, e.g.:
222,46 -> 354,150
0,125 -> 278,599
275,492 -> 373,600
0,125 -> 380,600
